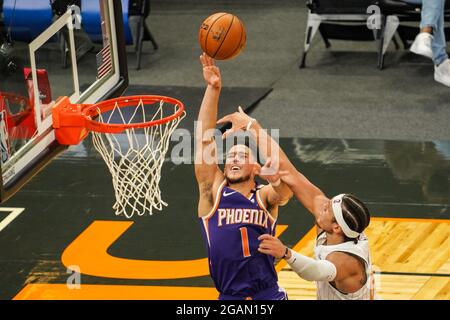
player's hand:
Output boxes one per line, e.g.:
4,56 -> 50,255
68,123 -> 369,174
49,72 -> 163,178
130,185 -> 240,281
200,52 -> 221,88
258,234 -> 289,259
256,157 -> 289,185
217,106 -> 253,138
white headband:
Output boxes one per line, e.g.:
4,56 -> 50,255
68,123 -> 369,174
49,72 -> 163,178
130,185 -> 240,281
331,194 -> 360,238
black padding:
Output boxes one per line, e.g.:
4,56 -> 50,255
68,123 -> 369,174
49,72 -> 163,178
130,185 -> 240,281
309,0 -> 377,14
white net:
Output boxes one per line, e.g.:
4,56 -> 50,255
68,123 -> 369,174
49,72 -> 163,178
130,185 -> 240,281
91,98 -> 185,218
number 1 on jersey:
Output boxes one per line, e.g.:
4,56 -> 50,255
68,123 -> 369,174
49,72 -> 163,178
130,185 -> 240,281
239,227 -> 251,258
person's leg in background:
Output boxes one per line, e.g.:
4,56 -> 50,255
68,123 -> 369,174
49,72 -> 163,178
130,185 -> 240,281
416,0 -> 447,65
407,0 -> 450,86
423,0 -> 450,86
408,0 -> 432,59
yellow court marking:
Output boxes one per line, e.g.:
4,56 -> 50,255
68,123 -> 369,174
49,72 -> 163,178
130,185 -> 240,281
15,222 -> 288,299
61,221 -> 288,280
61,221 -> 210,279
275,225 -> 288,239
17,217 -> 449,300
14,284 -> 219,300
278,217 -> 450,300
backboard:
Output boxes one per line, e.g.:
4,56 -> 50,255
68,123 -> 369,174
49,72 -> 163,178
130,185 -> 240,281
0,0 -> 128,202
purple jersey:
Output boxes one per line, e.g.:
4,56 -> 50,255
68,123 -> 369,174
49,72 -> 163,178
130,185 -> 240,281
199,180 -> 286,300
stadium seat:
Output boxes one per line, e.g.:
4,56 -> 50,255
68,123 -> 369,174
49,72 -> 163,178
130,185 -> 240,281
300,0 -> 379,69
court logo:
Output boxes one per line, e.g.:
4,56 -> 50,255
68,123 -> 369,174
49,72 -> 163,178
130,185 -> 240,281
367,5 -> 382,30
66,265 -> 81,289
212,27 -> 226,41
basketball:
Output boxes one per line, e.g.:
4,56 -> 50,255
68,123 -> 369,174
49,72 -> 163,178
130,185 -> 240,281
198,13 -> 246,60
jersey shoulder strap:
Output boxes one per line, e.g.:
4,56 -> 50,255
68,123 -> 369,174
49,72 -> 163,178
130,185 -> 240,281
315,233 -> 370,266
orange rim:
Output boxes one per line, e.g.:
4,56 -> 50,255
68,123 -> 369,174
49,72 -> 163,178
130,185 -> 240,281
82,95 -> 185,133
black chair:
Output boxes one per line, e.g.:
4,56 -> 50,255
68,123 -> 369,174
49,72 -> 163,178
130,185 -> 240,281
300,0 -> 381,68
376,0 -> 450,69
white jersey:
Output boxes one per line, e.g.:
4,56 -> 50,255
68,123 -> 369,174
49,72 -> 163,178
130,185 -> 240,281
314,232 -> 377,300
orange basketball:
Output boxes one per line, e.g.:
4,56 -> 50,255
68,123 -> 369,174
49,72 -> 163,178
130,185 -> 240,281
198,13 -> 246,60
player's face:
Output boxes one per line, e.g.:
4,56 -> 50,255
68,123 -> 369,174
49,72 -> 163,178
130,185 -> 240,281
224,145 -> 257,184
316,200 -> 337,233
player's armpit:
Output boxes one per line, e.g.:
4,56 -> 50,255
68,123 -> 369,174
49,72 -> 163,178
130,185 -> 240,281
327,252 -> 365,281
326,251 -> 366,291
198,181 -> 213,203
197,174 -> 225,217
197,185 -> 213,218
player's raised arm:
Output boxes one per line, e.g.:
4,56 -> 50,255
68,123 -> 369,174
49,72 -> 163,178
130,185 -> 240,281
256,157 -> 293,209
251,119 -> 327,219
217,108 -> 327,219
195,53 -> 224,217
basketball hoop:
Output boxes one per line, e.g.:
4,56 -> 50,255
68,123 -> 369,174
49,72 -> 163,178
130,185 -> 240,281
52,95 -> 186,218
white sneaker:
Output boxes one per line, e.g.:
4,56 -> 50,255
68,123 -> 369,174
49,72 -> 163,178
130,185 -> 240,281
434,59 -> 450,87
410,32 -> 433,59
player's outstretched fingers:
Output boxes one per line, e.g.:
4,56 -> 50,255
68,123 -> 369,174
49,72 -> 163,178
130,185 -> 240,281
221,128 -> 232,139
259,241 -> 270,250
204,53 -> 214,66
200,53 -> 207,67
260,158 -> 273,175
254,163 -> 262,175
201,52 -> 212,66
258,234 -> 274,241
258,247 -> 272,255
264,157 -> 272,168
217,114 -> 233,125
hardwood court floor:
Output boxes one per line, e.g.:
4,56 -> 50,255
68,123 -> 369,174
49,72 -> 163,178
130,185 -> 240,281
277,218 -> 450,300
3,139 -> 449,300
